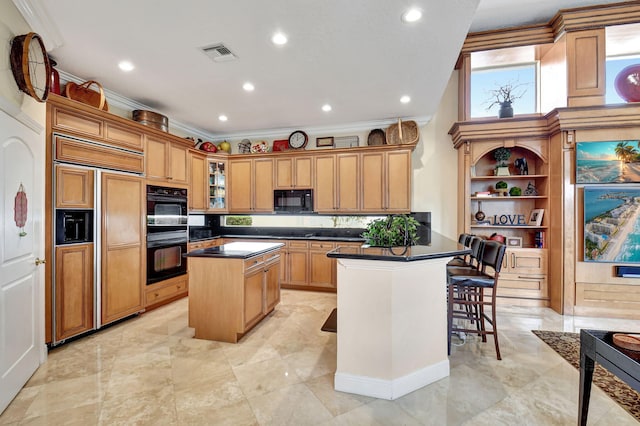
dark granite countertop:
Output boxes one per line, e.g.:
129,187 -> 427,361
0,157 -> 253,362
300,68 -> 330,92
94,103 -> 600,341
326,232 -> 469,262
186,242 -> 284,259
189,234 -> 365,243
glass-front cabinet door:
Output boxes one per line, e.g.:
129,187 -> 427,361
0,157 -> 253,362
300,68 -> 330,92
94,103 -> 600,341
208,159 -> 226,211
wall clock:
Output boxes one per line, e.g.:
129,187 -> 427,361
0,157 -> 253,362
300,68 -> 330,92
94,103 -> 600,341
10,32 -> 51,103
288,130 -> 308,149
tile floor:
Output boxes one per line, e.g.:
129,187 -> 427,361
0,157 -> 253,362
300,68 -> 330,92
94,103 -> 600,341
1,289 -> 639,425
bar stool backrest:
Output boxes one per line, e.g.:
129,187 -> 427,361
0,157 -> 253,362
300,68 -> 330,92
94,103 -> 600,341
468,237 -> 485,268
480,240 -> 507,274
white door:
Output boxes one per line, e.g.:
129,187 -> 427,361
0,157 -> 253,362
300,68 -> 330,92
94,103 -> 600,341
0,109 -> 45,414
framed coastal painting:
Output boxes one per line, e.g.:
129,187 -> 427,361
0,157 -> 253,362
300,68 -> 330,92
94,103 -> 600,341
576,140 -> 640,184
584,187 -> 640,263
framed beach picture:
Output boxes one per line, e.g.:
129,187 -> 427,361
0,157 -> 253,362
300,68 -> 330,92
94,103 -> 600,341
576,140 -> 640,184
584,187 -> 640,263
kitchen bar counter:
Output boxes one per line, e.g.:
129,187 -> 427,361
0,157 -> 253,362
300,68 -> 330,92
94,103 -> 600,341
329,232 -> 464,400
327,231 -> 468,262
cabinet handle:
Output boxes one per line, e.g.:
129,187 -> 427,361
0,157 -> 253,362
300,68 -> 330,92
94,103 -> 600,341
518,275 -> 545,280
155,292 -> 160,297
511,253 -> 515,268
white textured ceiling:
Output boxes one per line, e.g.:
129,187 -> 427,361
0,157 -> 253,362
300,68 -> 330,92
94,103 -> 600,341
15,0 -> 630,139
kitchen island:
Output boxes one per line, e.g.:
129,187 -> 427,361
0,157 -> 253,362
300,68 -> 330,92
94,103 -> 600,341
326,232 -> 469,400
187,242 -> 284,343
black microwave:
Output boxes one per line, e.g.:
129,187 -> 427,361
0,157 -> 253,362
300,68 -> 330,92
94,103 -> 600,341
274,189 -> 313,213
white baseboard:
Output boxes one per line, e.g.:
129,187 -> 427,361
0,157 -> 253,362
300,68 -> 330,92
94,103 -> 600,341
334,359 -> 450,400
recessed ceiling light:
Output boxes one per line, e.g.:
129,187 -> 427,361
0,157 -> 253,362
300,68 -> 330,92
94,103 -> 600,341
243,82 -> 255,92
272,32 -> 288,45
218,115 -> 228,122
400,95 -> 411,104
401,8 -> 422,23
118,60 -> 134,72
322,104 -> 332,112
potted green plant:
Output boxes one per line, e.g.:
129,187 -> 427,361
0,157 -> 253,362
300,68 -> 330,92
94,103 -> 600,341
362,215 -> 419,247
495,180 -> 508,196
493,147 -> 511,176
484,80 -> 528,118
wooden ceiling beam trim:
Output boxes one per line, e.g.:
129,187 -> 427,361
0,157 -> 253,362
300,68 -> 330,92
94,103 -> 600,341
462,1 -> 640,54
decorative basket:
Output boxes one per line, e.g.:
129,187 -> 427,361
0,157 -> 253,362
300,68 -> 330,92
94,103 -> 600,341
385,119 -> 419,145
64,80 -> 109,111
132,110 -> 168,132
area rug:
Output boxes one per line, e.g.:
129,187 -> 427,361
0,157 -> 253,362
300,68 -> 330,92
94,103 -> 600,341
532,330 -> 640,421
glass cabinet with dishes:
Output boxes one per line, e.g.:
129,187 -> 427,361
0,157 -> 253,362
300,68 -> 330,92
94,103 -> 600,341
208,159 -> 226,211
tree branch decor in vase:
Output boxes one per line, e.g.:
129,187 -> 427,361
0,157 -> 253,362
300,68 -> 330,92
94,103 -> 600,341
484,80 -> 528,118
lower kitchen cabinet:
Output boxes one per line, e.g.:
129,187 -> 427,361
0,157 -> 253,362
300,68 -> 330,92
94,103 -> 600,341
54,243 -> 94,341
145,274 -> 188,309
309,241 -> 336,289
287,241 -> 309,286
264,251 -> 281,311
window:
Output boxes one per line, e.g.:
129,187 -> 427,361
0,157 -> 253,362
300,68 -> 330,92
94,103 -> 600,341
470,64 -> 537,118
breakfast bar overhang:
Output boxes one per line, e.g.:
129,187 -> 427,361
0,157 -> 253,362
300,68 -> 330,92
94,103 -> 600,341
327,233 -> 469,400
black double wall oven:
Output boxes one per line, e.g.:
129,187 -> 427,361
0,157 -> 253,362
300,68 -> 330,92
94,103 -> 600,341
146,185 -> 188,285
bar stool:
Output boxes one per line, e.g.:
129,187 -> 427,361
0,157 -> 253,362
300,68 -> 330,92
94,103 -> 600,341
447,233 -> 473,267
447,240 -> 506,360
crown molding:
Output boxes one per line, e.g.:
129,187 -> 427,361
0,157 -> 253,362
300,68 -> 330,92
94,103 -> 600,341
211,116 -> 432,142
57,70 -> 214,141
56,72 -> 431,142
0,95 -> 44,134
12,0 -> 63,49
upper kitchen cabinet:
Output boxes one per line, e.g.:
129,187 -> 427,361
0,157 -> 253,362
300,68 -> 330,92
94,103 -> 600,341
55,164 -> 94,209
48,94 -> 144,153
208,157 -> 227,212
361,149 -> 411,213
274,155 -> 313,189
146,136 -> 189,185
314,153 -> 359,213
189,150 -> 207,211
228,157 -> 273,213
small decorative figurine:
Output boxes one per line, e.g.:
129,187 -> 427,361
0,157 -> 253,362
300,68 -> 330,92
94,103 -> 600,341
524,181 -> 538,196
514,157 -> 528,175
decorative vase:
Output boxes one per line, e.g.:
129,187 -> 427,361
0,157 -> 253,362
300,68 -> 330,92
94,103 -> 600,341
475,201 -> 485,222
498,101 -> 513,118
614,64 -> 640,102
49,57 -> 60,95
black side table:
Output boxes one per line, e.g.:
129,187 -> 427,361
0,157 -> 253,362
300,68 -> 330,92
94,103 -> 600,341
579,329 -> 640,425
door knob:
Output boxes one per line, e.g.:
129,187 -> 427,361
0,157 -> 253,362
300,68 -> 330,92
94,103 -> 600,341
35,258 -> 46,266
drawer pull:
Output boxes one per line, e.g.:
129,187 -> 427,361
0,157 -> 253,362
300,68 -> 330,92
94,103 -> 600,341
517,275 -> 545,280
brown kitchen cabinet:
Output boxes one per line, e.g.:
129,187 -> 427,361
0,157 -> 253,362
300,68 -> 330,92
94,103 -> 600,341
309,241 -> 336,289
54,243 -> 94,341
146,136 -> 189,185
361,150 -> 411,213
55,165 -> 94,208
101,172 -> 145,325
145,274 -> 188,309
228,157 -> 273,212
189,247 -> 282,343
189,150 -> 207,211
314,153 -> 359,213
499,248 -> 549,302
286,240 -> 309,286
274,155 -> 313,189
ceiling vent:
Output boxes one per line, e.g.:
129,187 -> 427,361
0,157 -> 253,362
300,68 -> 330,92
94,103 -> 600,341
201,43 -> 237,62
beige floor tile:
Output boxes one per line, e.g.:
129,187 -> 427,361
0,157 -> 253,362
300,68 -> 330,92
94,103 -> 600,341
248,383 -> 333,425
2,290 -> 640,425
